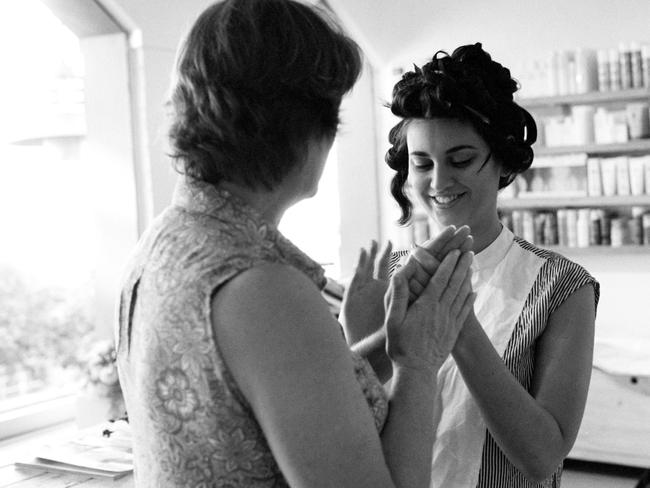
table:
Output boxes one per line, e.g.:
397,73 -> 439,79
569,367 -> 650,467
0,463 -> 133,487
0,421 -> 133,487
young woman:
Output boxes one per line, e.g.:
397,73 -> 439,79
348,43 -> 600,487
115,2 -> 475,487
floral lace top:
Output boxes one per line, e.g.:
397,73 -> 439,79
116,178 -> 388,487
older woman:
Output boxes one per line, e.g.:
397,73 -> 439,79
115,1 -> 474,487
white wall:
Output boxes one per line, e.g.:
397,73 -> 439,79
336,61 -> 383,277
394,0 -> 650,70
81,33 -> 140,339
105,0 -> 214,221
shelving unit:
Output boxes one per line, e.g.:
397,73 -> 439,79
547,245 -> 650,256
517,87 -> 650,109
514,90 -> 650,469
534,139 -> 650,156
501,88 -> 650,252
499,194 -> 650,210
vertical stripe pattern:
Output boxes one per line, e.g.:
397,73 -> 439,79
388,238 -> 600,488
476,237 -> 599,488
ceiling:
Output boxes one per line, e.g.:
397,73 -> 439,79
324,0 -> 650,75
326,0 -> 440,67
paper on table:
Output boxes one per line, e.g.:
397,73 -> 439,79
14,420 -> 133,479
14,457 -> 130,480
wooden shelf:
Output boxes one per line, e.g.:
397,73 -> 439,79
498,195 -> 650,209
548,245 -> 650,256
518,88 -> 650,109
534,139 -> 650,156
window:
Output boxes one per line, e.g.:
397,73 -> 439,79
0,0 -> 139,439
279,146 -> 342,279
0,0 -> 92,414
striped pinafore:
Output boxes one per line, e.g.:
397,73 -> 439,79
389,226 -> 599,488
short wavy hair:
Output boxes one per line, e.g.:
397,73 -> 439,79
168,0 -> 362,190
385,43 -> 537,224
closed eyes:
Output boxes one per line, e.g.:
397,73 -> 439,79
409,155 -> 477,171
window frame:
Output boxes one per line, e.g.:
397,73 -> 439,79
0,0 -> 146,441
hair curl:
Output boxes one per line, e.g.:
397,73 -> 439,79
385,43 -> 537,224
168,0 -> 362,190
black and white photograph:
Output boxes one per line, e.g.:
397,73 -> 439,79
0,1 -> 649,487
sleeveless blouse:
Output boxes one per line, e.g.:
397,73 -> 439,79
116,178 -> 388,487
389,226 -> 599,488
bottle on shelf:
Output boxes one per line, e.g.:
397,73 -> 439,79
630,42 -> 644,89
589,209 -> 603,246
597,49 -> 610,92
500,45 -> 650,255
609,48 -> 622,91
619,42 -> 633,90
643,213 -> 650,244
499,207 -> 650,250
643,44 -> 650,89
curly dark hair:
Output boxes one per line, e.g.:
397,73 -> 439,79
168,0 -> 362,190
385,43 -> 537,224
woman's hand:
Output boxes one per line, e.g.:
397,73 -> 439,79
340,240 -> 392,344
406,225 -> 474,303
384,249 -> 475,373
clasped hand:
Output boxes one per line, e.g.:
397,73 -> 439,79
385,226 -> 475,373
342,226 -> 475,372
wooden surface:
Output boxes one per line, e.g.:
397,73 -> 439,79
517,87 -> 650,109
497,194 -> 650,210
570,368 -> 650,468
534,139 -> 650,156
0,463 -> 133,487
1,370 -> 647,484
0,422 -> 133,487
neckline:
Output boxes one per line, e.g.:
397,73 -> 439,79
472,225 -> 514,272
173,177 -> 269,224
172,177 -> 327,288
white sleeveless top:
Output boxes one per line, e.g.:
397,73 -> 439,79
389,226 -> 599,488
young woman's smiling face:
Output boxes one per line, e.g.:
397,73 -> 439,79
406,117 -> 504,250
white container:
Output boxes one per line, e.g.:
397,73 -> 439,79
619,42 -> 633,90
643,44 -> 650,89
587,158 -> 603,196
593,108 -> 612,144
597,49 -> 610,91
557,209 -> 569,247
628,156 -> 646,195
631,41 -> 644,88
600,158 -> 618,196
572,105 -> 595,144
566,209 -> 578,247
577,209 -> 591,248
512,210 -> 524,237
522,211 -> 535,243
575,48 -> 598,93
625,102 -> 650,139
609,48 -> 621,91
615,156 -> 631,196
610,110 -> 630,143
644,156 -> 650,195
610,217 -> 627,247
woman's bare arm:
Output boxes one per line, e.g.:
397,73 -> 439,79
452,285 -> 595,482
212,254 -> 472,488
